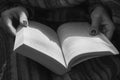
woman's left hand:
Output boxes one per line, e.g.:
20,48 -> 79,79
90,6 -> 115,40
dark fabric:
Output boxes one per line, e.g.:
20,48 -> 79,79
33,4 -> 90,31
6,0 -> 101,8
0,0 -> 102,23
16,54 -> 53,80
0,20 -> 14,80
69,55 -> 120,80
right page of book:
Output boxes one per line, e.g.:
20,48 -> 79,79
57,22 -> 119,67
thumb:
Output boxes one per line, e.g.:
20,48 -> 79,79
19,11 -> 28,27
90,15 -> 101,36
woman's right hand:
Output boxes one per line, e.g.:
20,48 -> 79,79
1,7 -> 28,36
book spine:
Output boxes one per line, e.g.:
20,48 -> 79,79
17,54 -> 30,80
10,53 -> 18,80
29,60 -> 40,80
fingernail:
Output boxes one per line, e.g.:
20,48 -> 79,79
22,20 -> 28,27
90,29 -> 98,36
20,20 -> 28,27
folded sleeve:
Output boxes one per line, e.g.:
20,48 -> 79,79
88,0 -> 113,20
0,0 -> 34,19
88,0 -> 103,13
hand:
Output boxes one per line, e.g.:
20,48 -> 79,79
90,6 -> 115,40
1,7 -> 28,36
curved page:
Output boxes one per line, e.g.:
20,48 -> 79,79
57,22 -> 119,66
14,21 -> 66,68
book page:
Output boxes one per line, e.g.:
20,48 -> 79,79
14,21 -> 66,67
57,22 -> 119,66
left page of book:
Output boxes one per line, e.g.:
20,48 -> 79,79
14,21 -> 67,73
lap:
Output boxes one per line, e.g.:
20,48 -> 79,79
0,19 -> 120,80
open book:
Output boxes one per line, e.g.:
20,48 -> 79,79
14,21 -> 119,75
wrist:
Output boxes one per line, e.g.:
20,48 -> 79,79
91,6 -> 108,19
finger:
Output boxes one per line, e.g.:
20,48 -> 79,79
3,16 -> 16,35
5,8 -> 19,20
7,18 -> 16,35
1,10 -> 18,35
101,16 -> 115,39
103,24 -> 115,39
